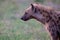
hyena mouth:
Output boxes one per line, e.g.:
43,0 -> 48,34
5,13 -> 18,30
21,17 -> 29,21
21,18 -> 27,21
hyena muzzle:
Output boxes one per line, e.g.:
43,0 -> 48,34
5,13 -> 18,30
21,3 -> 60,40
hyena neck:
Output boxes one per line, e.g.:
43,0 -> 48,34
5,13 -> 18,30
37,7 -> 57,24
33,4 -> 58,24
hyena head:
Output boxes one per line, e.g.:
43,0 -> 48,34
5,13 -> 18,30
21,3 -> 53,23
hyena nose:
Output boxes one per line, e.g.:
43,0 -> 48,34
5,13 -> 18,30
21,17 -> 26,21
21,17 -> 24,20
21,17 -> 28,21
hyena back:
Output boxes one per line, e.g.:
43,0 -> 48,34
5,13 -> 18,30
21,3 -> 60,40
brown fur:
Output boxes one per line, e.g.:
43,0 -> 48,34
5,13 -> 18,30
21,3 -> 60,40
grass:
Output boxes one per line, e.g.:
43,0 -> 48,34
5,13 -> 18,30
0,0 -> 50,40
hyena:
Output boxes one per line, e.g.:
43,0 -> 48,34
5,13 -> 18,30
21,3 -> 60,40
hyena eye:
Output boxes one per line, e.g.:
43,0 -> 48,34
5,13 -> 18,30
25,12 -> 28,14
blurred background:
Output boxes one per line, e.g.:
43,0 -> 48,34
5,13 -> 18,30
0,0 -> 60,40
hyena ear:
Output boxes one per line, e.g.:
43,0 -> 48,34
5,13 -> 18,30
31,4 -> 35,10
31,4 -> 37,13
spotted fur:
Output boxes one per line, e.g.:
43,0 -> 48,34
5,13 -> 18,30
21,3 -> 60,40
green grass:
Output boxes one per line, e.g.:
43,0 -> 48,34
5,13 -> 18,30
35,0 -> 44,3
0,0 -> 50,40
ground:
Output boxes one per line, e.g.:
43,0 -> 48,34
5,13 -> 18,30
0,0 -> 50,40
